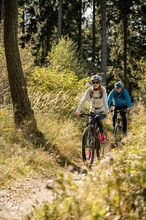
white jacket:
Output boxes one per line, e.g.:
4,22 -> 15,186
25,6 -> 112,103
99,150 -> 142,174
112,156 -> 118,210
76,86 -> 109,114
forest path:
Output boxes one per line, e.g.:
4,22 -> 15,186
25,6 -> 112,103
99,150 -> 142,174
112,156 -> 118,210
0,137 -> 121,220
0,176 -> 54,220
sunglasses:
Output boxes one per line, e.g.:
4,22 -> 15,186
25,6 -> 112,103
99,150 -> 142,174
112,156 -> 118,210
92,81 -> 99,84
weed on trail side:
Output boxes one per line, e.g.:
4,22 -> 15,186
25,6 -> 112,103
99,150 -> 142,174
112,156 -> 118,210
0,103 -> 146,220
25,103 -> 146,220
0,106 -> 82,188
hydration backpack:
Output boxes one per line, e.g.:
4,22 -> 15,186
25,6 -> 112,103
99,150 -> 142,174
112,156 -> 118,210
90,87 -> 103,99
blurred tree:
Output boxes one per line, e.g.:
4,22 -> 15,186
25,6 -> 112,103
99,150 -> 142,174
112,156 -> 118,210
57,0 -> 63,43
106,0 -> 146,94
100,0 -> 107,86
0,0 -> 4,22
4,0 -> 37,134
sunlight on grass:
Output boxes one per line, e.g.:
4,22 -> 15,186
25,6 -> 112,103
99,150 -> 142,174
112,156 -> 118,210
0,106 -> 82,187
1,102 -> 146,219
25,103 -> 146,220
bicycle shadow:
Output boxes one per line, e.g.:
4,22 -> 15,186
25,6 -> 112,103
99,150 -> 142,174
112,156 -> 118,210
42,140 -> 88,174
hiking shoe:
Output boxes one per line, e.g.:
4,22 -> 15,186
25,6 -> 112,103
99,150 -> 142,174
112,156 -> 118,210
100,133 -> 105,143
86,150 -> 91,159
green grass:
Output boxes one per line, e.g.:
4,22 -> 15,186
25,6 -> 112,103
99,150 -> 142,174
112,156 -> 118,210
0,103 -> 146,219
25,103 -> 146,220
0,106 -> 82,187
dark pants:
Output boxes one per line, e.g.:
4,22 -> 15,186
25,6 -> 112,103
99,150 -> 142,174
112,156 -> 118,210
113,106 -> 127,132
90,112 -> 106,134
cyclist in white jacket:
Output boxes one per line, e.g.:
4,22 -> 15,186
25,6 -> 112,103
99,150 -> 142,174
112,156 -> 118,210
75,75 -> 109,142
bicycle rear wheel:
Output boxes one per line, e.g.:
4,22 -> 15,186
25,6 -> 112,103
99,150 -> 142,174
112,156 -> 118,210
82,127 -> 95,166
95,134 -> 104,160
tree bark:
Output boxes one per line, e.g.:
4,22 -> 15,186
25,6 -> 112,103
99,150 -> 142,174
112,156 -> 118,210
4,0 -> 37,134
100,0 -> 107,87
57,0 -> 63,44
123,14 -> 127,89
92,0 -> 96,69
77,0 -> 82,51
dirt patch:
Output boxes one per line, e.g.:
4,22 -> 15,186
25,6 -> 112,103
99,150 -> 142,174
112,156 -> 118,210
0,140 -> 116,220
0,176 -> 54,220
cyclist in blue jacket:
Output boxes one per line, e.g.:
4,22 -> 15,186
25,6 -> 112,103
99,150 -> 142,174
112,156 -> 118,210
107,81 -> 132,136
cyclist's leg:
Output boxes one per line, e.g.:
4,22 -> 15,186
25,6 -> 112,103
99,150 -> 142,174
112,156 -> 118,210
113,107 -> 118,131
94,113 -> 106,134
94,113 -> 106,142
89,112 -> 95,123
120,106 -> 127,134
114,107 -> 122,143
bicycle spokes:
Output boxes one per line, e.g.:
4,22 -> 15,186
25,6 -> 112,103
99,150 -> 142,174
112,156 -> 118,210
82,127 -> 95,166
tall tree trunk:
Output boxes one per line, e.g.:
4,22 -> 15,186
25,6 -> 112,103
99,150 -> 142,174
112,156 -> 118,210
57,0 -> 63,43
0,0 -> 4,22
100,0 -> 107,86
77,0 -> 82,51
21,10 -> 25,48
123,14 -> 127,89
4,0 -> 37,134
0,0 -> 4,42
92,0 -> 96,71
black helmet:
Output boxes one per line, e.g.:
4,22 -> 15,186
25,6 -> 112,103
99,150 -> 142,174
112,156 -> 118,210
115,81 -> 123,88
91,75 -> 102,82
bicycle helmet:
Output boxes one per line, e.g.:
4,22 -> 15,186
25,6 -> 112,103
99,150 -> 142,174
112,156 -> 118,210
91,75 -> 102,82
115,81 -> 123,88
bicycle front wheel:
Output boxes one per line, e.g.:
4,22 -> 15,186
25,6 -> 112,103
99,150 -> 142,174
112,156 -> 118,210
82,127 -> 95,166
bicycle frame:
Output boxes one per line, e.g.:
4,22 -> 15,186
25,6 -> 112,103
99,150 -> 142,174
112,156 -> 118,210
112,109 -> 127,143
80,113 -> 104,167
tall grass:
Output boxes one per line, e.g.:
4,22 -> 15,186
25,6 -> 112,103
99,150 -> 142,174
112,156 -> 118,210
0,105 -> 82,188
25,103 -> 146,220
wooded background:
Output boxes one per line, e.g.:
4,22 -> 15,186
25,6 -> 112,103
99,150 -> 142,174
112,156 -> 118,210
0,0 -> 146,132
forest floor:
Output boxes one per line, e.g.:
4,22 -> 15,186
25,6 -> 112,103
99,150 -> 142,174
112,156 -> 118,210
0,136 -> 120,220
0,175 -> 54,220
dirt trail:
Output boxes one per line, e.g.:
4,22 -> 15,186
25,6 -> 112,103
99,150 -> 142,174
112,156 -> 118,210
0,140 -> 116,220
0,176 -> 54,220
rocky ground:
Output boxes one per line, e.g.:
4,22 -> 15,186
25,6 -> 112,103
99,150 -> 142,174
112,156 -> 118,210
0,139 -> 116,220
0,176 -> 54,220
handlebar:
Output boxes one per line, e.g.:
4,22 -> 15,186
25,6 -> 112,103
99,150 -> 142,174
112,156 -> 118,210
110,109 -> 128,113
79,113 -> 102,117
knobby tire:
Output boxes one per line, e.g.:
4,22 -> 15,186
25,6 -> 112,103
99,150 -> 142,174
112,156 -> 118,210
82,127 -> 95,167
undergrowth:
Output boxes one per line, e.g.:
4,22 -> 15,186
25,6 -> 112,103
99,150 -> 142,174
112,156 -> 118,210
0,106 -> 82,188
25,103 -> 146,220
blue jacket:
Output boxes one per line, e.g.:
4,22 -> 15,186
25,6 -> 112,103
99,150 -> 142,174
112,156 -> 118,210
107,88 -> 132,108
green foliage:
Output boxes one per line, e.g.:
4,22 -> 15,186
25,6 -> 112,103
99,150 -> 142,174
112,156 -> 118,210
0,106 -> 81,186
27,67 -> 90,116
0,42 -> 9,104
136,59 -> 146,105
28,67 -> 78,93
47,37 -> 87,77
25,103 -> 146,220
27,37 -> 91,116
